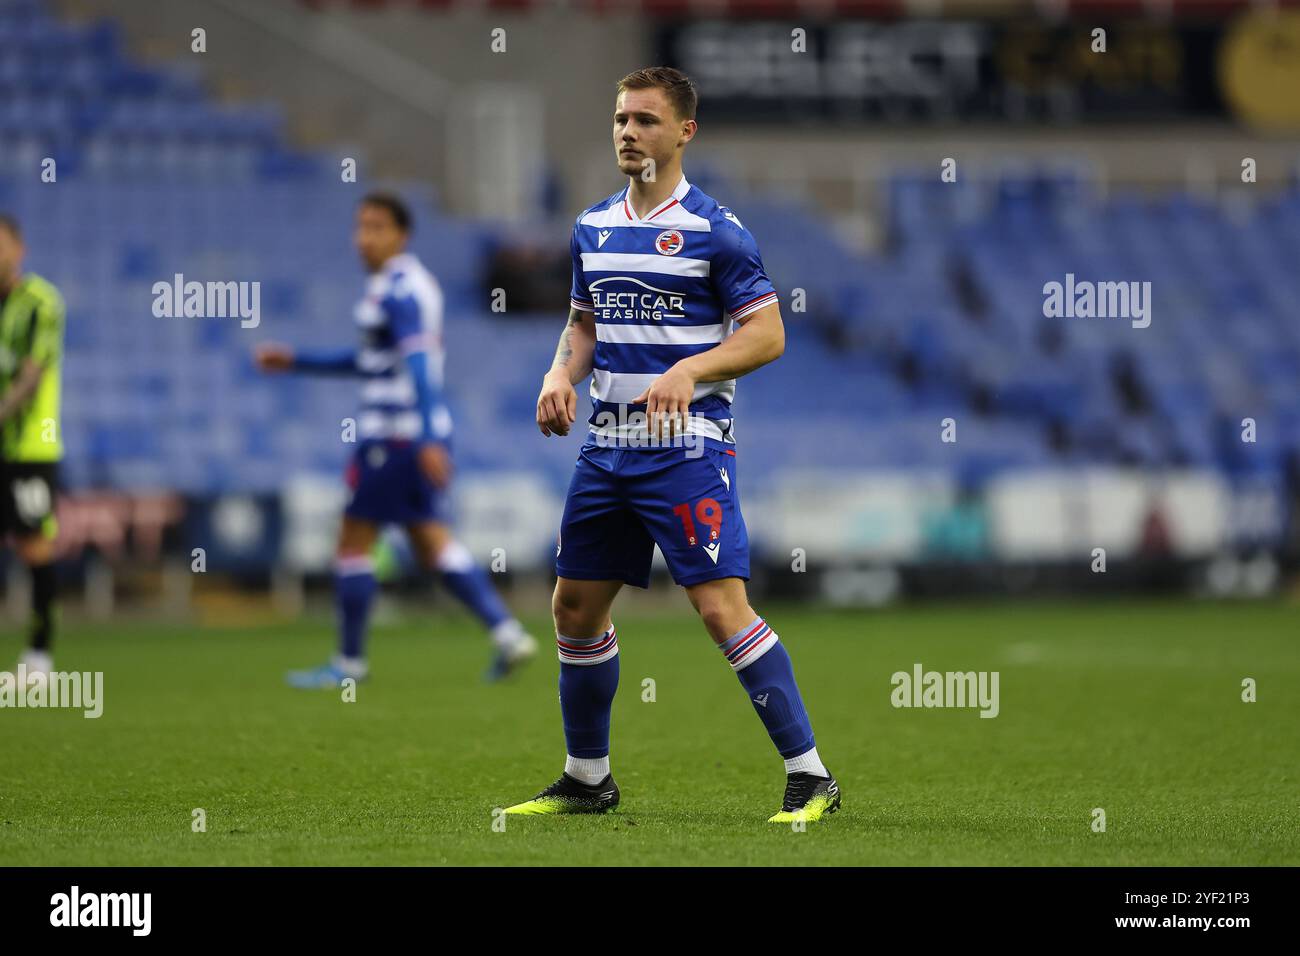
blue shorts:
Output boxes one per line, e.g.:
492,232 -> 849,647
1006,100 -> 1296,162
556,442 -> 750,588
344,439 -> 452,526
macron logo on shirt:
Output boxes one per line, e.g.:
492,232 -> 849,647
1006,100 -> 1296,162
597,229 -> 612,248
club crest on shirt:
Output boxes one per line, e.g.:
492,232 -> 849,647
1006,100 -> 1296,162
654,230 -> 684,256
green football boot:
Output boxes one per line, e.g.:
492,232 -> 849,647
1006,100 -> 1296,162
768,771 -> 841,823
503,773 -> 620,815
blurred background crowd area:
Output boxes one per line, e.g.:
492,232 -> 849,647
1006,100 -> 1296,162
0,0 -> 1297,606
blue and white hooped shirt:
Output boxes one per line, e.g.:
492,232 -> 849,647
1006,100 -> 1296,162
352,252 -> 451,443
569,174 -> 779,450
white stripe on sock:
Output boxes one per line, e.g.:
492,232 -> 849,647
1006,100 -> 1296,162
335,555 -> 374,576
565,754 -> 610,786
784,746 -> 828,777
435,540 -> 475,573
556,628 -> 618,666
331,654 -> 369,679
491,619 -> 525,650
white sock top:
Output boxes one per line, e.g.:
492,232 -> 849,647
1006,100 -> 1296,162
565,754 -> 610,786
784,746 -> 829,778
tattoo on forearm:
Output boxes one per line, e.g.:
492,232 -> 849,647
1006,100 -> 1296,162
552,313 -> 583,369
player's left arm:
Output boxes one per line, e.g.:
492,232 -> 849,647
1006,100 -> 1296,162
674,302 -> 784,383
389,292 -> 453,488
633,214 -> 783,435
633,303 -> 783,437
0,296 -> 61,423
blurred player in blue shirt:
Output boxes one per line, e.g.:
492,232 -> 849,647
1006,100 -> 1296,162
255,194 -> 536,686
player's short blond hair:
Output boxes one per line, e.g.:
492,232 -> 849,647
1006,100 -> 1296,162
616,67 -> 697,122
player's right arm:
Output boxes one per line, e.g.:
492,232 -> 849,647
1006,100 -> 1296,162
254,343 -> 357,374
536,306 -> 594,437
0,289 -> 62,423
0,358 -> 45,423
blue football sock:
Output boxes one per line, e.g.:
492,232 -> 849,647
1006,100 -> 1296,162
336,556 -> 377,661
719,617 -> 815,759
436,540 -> 512,630
557,626 -> 620,759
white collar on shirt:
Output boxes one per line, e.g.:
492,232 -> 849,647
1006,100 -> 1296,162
621,173 -> 691,224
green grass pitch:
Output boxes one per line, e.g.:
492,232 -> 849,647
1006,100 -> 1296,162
1,599 -> 1296,865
